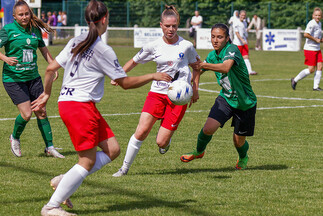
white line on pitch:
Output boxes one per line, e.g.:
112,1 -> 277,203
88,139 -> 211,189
1,105 -> 323,121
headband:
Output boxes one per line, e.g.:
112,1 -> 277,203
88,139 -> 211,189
87,12 -> 108,24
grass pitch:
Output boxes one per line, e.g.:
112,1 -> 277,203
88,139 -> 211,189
0,45 -> 322,215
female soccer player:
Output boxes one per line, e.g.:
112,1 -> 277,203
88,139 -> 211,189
0,0 -> 64,158
233,10 -> 257,75
31,1 -> 171,215
112,5 -> 200,177
180,23 -> 257,170
291,7 -> 323,91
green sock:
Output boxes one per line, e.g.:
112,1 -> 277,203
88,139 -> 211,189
196,128 -> 213,153
236,140 -> 249,159
13,114 -> 28,139
37,118 -> 53,148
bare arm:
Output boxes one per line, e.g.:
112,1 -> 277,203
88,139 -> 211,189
114,72 -> 172,90
39,46 -> 59,81
304,33 -> 321,43
123,58 -> 138,72
198,58 -> 235,74
189,67 -> 200,107
0,51 -> 18,66
31,60 -> 61,111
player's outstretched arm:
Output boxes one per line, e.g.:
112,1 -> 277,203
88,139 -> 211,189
39,46 -> 59,81
31,60 -> 61,111
115,72 -> 172,89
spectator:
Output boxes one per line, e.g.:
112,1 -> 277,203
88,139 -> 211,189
248,14 -> 262,50
190,10 -> 203,48
228,10 -> 239,41
57,11 -> 62,39
52,11 -> 57,39
41,11 -> 47,23
61,11 -> 67,38
47,11 -> 54,45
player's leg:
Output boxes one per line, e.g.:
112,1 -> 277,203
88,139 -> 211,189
113,112 -> 157,177
181,96 -> 232,162
313,52 -> 323,91
233,134 -> 249,170
42,147 -> 96,215
242,45 -> 257,75
292,50 -> 316,90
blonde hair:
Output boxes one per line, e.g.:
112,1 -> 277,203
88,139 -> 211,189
13,0 -> 53,33
161,5 -> 180,25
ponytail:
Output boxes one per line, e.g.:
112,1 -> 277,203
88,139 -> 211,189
71,0 -> 108,59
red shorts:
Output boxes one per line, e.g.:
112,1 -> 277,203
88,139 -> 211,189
142,91 -> 187,131
58,101 -> 115,151
304,50 -> 323,66
237,44 -> 249,56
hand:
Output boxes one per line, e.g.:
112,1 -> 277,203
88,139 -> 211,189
110,80 -> 119,86
189,89 -> 199,107
31,92 -> 50,112
5,57 -> 18,66
53,71 -> 59,81
153,72 -> 172,82
242,39 -> 247,45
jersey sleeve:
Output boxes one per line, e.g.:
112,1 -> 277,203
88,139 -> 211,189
223,45 -> 241,66
56,39 -> 74,68
304,21 -> 313,34
0,28 -> 8,48
98,48 -> 127,80
187,44 -> 199,64
132,42 -> 154,64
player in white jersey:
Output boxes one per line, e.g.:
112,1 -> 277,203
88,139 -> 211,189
233,10 -> 257,75
31,1 -> 171,215
112,5 -> 200,177
291,7 -> 323,91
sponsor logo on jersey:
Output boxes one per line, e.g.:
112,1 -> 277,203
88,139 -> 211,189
26,38 -> 31,45
114,59 -> 121,68
31,33 -> 37,38
13,34 -> 20,37
167,61 -> 173,66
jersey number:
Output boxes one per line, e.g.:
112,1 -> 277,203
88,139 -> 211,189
70,60 -> 79,77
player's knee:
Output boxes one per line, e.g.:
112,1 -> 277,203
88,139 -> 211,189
110,144 -> 121,160
203,127 -> 215,136
21,112 -> 32,121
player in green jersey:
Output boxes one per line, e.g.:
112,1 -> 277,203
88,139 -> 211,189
0,0 -> 64,158
180,23 -> 257,170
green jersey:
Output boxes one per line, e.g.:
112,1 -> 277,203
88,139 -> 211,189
204,42 -> 257,111
0,20 -> 46,82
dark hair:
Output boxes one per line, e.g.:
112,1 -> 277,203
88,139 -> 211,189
71,0 -> 108,59
161,5 -> 180,25
211,23 -> 231,43
13,0 -> 53,33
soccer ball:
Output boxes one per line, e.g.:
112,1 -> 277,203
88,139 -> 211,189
167,80 -> 193,105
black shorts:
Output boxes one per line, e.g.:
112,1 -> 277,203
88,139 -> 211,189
3,76 -> 44,105
208,95 -> 256,136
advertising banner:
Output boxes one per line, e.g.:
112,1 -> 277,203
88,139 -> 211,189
196,28 -> 212,50
134,28 -> 162,48
262,29 -> 301,51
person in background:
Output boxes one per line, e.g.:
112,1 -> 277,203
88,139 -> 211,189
291,7 -> 323,91
190,10 -> 203,48
180,23 -> 257,170
0,0 -> 64,158
52,11 -> 57,39
47,11 -> 54,45
41,11 -> 48,24
233,10 -> 257,75
57,11 -> 62,39
248,14 -> 262,51
228,10 -> 239,41
61,11 -> 67,38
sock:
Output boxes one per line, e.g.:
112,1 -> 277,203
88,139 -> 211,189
196,128 -> 212,153
47,164 -> 88,207
236,140 -> 249,159
37,118 -> 53,148
12,114 -> 28,139
294,68 -> 310,82
88,151 -> 111,175
122,134 -> 143,170
313,70 -> 322,89
244,59 -> 253,73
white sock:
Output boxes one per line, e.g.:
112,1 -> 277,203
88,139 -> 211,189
313,70 -> 322,89
244,59 -> 253,73
88,151 -> 111,175
294,69 -> 310,82
122,134 -> 143,170
47,164 -> 88,207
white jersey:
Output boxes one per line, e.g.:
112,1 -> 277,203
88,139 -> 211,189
191,15 -> 203,29
56,33 -> 127,103
233,19 -> 248,46
304,19 -> 322,51
133,36 -> 198,95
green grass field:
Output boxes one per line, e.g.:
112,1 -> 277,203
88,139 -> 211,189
0,44 -> 322,216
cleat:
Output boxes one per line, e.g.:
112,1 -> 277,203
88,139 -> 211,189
41,205 -> 76,216
10,134 -> 21,157
50,175 -> 73,209
249,71 -> 257,75
313,87 -> 323,91
45,146 -> 65,158
291,78 -> 297,90
235,155 -> 249,170
112,167 -> 128,177
159,143 -> 170,154
180,150 -> 205,162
